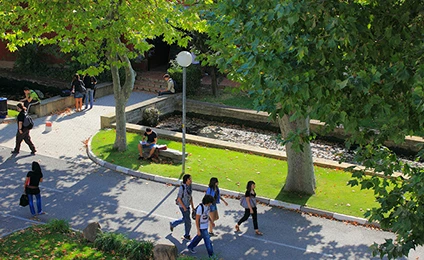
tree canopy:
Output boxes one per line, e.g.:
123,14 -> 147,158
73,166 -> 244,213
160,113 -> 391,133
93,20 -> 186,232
0,0 -> 204,150
203,0 -> 424,258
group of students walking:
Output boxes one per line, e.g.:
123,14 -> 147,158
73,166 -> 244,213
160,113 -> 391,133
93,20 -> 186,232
18,165 -> 261,258
170,174 -> 263,258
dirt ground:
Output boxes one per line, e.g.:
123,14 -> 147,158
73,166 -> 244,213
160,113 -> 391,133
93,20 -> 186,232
0,69 -> 68,100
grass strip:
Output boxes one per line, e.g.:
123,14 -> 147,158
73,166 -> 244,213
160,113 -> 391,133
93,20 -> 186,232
0,222 -> 124,259
92,129 -> 379,218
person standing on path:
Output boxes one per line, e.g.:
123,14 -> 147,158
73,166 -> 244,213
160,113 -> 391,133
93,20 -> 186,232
187,195 -> 215,257
205,177 -> 228,236
24,161 -> 45,219
71,74 -> 85,112
170,174 -> 195,241
235,180 -> 263,236
83,74 -> 97,109
11,103 -> 36,155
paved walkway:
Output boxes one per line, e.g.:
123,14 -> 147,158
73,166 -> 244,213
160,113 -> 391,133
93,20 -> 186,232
0,92 -> 423,259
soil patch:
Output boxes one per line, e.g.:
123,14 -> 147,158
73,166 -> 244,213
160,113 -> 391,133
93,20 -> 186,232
0,69 -> 67,100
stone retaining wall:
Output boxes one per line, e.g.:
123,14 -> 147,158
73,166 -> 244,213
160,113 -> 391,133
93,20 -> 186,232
100,95 -> 424,154
100,94 -> 180,129
7,82 -> 113,117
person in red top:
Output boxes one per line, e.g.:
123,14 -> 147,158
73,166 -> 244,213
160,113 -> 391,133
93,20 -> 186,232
24,161 -> 45,218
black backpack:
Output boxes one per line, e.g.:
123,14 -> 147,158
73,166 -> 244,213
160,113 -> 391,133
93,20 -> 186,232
23,111 -> 34,129
173,79 -> 181,93
191,204 -> 205,220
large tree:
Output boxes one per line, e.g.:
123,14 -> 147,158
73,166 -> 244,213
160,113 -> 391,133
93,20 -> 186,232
203,0 -> 423,257
0,0 -> 201,151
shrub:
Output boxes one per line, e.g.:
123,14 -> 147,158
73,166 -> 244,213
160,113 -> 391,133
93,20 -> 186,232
14,44 -> 49,74
168,59 -> 202,96
45,219 -> 71,233
94,232 -> 154,260
122,239 -> 154,260
142,107 -> 160,126
94,232 -> 125,253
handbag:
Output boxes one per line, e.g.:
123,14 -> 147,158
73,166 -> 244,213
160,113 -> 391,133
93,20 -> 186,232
20,194 -> 29,207
240,196 -> 249,209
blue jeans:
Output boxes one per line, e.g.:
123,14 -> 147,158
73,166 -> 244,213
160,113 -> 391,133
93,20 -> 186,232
28,193 -> 42,216
85,88 -> 94,108
188,228 -> 214,257
171,207 -> 191,237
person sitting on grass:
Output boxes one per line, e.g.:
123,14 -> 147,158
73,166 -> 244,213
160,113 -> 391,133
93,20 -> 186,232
137,127 -> 158,160
20,87 -> 40,109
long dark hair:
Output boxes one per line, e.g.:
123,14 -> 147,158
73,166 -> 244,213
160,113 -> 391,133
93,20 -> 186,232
208,177 -> 218,189
246,180 -> 255,193
32,161 -> 42,174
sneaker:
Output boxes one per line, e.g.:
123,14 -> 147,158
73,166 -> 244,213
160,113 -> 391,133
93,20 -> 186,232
188,247 -> 196,254
208,232 -> 216,237
31,151 -> 36,155
11,150 -> 19,154
138,156 -> 144,160
38,211 -> 46,215
169,222 -> 174,232
182,235 -> 191,241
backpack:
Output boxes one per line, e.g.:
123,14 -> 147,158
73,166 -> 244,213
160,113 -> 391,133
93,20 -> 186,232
23,111 -> 34,129
79,81 -> 87,94
34,89 -> 44,99
173,80 -> 181,93
175,185 -> 186,205
191,204 -> 205,220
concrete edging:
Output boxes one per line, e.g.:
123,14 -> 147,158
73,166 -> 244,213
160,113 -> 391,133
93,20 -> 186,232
86,134 -> 379,229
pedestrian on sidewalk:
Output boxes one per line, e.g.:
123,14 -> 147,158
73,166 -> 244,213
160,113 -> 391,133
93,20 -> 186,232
170,174 -> 195,241
187,194 -> 215,257
83,74 -> 97,109
205,177 -> 228,236
71,74 -> 85,112
11,103 -> 36,155
24,161 -> 45,219
235,180 -> 263,236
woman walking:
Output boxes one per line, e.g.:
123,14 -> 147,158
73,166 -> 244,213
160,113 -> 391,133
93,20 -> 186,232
205,177 -> 228,236
235,180 -> 263,235
24,161 -> 45,218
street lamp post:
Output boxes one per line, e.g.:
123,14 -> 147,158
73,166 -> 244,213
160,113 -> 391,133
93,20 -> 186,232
176,51 -> 192,174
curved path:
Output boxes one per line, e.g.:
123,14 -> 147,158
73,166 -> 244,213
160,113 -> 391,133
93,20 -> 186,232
0,92 -> 422,259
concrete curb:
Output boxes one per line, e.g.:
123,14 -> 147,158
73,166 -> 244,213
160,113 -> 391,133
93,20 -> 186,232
87,136 -> 379,229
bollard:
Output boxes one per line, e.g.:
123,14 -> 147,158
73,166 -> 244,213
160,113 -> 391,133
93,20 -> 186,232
45,121 -> 52,132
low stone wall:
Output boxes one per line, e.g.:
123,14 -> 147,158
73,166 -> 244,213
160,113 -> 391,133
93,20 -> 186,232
7,82 -> 113,117
101,97 -> 424,154
100,94 -> 180,129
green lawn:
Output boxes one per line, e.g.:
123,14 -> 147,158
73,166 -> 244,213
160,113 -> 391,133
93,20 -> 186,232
92,129 -> 379,218
190,87 -> 255,110
0,221 -> 125,259
8,109 -> 19,117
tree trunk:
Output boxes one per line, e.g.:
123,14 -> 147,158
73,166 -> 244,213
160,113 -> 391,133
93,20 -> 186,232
110,39 -> 136,151
278,114 -> 316,195
210,67 -> 218,97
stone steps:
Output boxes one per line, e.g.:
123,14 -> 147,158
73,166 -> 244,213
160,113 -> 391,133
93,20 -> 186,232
133,77 -> 164,94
